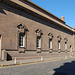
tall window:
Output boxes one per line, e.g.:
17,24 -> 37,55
65,42 -> 67,50
19,33 -> 24,47
49,39 -> 52,49
58,41 -> 60,49
37,36 -> 41,48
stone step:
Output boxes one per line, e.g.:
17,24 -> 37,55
12,56 -> 64,60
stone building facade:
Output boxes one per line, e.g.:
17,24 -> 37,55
0,0 -> 75,60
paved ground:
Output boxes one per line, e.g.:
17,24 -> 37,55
0,57 -> 64,65
0,58 -> 75,75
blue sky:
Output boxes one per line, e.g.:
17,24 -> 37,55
30,0 -> 75,28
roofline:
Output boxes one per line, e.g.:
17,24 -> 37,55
0,0 -> 75,32
20,0 -> 75,32
20,0 -> 65,24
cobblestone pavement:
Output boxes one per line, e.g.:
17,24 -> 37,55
0,58 -> 75,75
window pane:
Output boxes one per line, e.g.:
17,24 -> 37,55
58,41 -> 60,49
49,39 -> 52,49
65,42 -> 67,50
19,33 -> 24,47
37,36 -> 41,48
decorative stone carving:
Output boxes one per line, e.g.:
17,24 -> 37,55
17,24 -> 25,29
48,33 -> 53,39
49,49 -> 52,53
58,49 -> 61,53
48,33 -> 53,53
35,29 -> 43,36
35,29 -> 43,53
17,24 -> 28,53
64,37 -> 68,42
57,35 -> 62,41
37,49 -> 41,53
17,24 -> 28,33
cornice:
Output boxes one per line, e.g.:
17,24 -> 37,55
0,0 -> 75,33
20,0 -> 65,24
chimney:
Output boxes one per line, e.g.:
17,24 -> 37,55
61,16 -> 65,21
73,26 -> 75,30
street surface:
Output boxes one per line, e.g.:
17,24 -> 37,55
0,58 -> 75,75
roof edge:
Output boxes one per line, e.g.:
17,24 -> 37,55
0,0 -> 75,32
20,0 -> 65,24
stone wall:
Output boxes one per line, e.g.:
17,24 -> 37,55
0,2 -> 74,60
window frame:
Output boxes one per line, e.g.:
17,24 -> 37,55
49,39 -> 52,49
37,36 -> 41,48
65,42 -> 67,50
19,33 -> 25,47
58,41 -> 61,50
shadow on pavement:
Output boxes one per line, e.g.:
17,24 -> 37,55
53,61 -> 75,75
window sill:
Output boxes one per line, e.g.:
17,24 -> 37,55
49,48 -> 53,50
37,48 -> 41,49
19,47 -> 25,48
